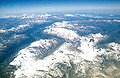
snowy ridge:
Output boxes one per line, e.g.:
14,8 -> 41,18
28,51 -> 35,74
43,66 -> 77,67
114,20 -> 120,22
44,28 -> 79,41
0,29 -> 7,33
64,14 -> 75,17
52,21 -> 74,28
77,14 -> 103,18
8,19 -> 120,78
10,38 -> 59,77
9,21 -> 111,78
8,24 -> 31,32
0,14 -> 51,19
78,33 -> 108,61
10,32 -> 111,78
44,21 -> 79,41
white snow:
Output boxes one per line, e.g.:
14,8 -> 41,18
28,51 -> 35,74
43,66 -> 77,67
8,24 -> 30,32
114,20 -> 120,22
64,14 -> 75,17
2,13 -> 119,78
44,21 -> 79,41
10,38 -> 59,78
18,24 -> 30,28
78,33 -> 108,61
44,28 -> 79,41
46,21 -> 74,29
77,14 -> 103,18
10,32 -> 110,78
0,29 -> 7,33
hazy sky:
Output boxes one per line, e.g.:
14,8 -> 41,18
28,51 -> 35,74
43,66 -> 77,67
0,0 -> 120,14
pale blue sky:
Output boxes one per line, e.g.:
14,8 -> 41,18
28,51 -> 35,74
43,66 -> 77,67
0,0 -> 120,14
